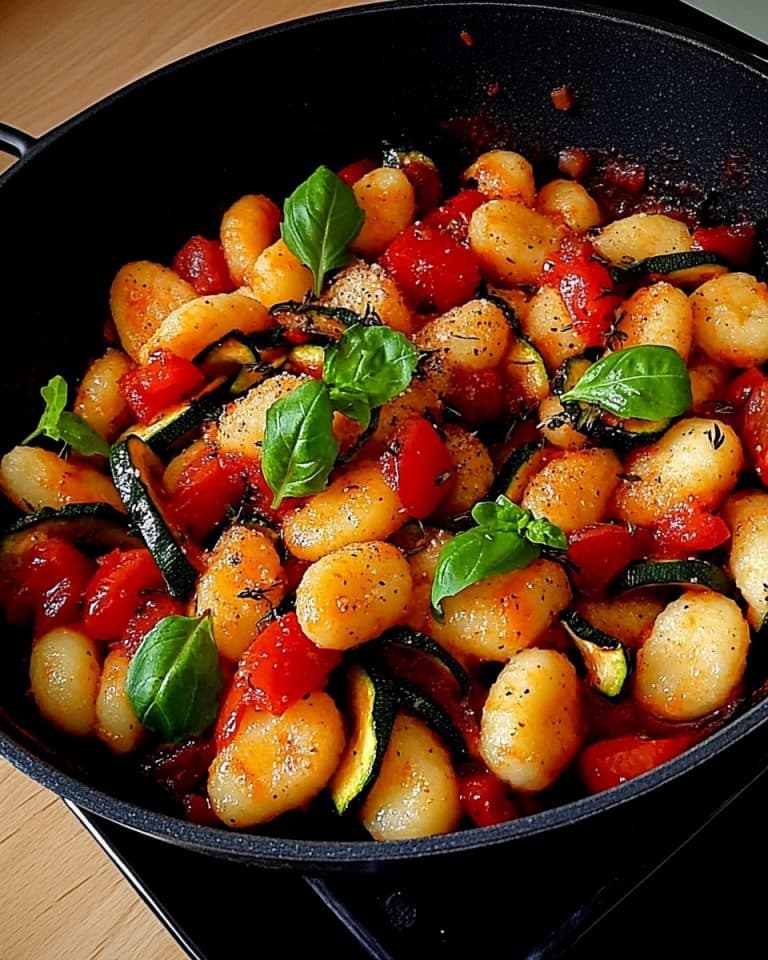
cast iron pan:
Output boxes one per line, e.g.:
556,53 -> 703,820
1,0 -> 768,870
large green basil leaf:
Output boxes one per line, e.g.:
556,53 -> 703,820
559,345 -> 691,421
324,325 -> 420,422
126,614 -> 223,743
281,165 -> 365,295
262,379 -> 339,507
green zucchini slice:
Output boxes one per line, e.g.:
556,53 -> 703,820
492,441 -> 546,503
375,627 -> 470,695
614,558 -> 733,596
330,664 -> 397,815
553,356 -> 592,396
127,377 -> 227,455
560,610 -> 629,698
110,436 -> 197,599
394,676 -> 468,760
504,337 -> 549,409
1,502 -> 138,552
196,333 -> 258,378
620,250 -> 729,287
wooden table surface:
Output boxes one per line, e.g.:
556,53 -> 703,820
0,2 -> 369,957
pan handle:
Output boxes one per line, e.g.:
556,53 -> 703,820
0,123 -> 37,159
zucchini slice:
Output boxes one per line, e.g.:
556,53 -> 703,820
614,558 -> 733,596
620,251 -> 729,288
126,378 -> 227,455
110,436 -> 197,599
1,502 -> 138,552
504,338 -> 549,409
196,333 -> 258,379
330,664 -> 398,815
375,627 -> 470,695
553,356 -> 592,396
560,609 -> 629,698
394,676 -> 468,760
492,441 -> 546,503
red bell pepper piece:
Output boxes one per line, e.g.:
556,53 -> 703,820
566,523 -> 638,594
2,538 -> 95,634
692,223 -> 756,268
84,548 -> 165,641
214,673 -> 251,751
119,349 -> 205,424
459,768 -> 519,827
380,415 -> 454,519
172,235 -> 236,295
578,734 -> 696,793
122,594 -> 187,655
380,223 -> 481,313
540,236 -> 621,347
422,189 -> 486,243
446,366 -> 506,427
169,447 -> 246,542
234,613 -> 342,717
649,504 -> 730,558
337,157 -> 378,186
742,379 -> 768,486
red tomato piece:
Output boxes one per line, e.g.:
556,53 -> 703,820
422,190 -> 485,243
214,673 -> 251,750
446,366 -> 506,427
459,769 -> 519,827
182,793 -> 220,826
119,349 -> 205,424
380,223 -> 481,313
147,738 -> 217,797
170,448 -> 246,542
742,380 -> 768,486
4,539 -> 95,634
84,548 -> 165,641
649,505 -> 730,558
380,415 -> 454,519
567,524 -> 638,594
221,453 -> 306,523
692,223 -> 756,268
172,235 -> 236,295
122,594 -> 186,655
237,613 -> 342,716
540,236 -> 621,347
725,367 -> 767,407
337,157 -> 377,186
578,734 -> 696,793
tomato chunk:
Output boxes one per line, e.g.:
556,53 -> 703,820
649,505 -> 730,558
422,189 -> 485,243
122,594 -> 186,655
446,366 -> 506,427
337,157 -> 377,186
742,380 -> 768,486
119,349 -> 205,424
725,367 -> 767,408
3,538 -> 95,634
540,236 -> 620,347
567,524 -> 638,594
692,224 -> 756,268
380,223 -> 481,313
459,768 -> 519,827
84,548 -> 165,641
236,613 -> 342,716
578,734 -> 696,793
169,447 -> 246,542
380,415 -> 454,519
173,235 -> 236,295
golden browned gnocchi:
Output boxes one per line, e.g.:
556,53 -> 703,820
690,271 -> 768,367
30,627 -> 101,737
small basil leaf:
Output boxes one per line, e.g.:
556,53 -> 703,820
471,495 -> 529,532
57,412 -> 110,457
525,517 -> 569,550
262,379 -> 339,508
22,375 -> 68,445
126,613 -> 223,743
431,527 -> 541,618
328,386 -> 372,430
559,345 -> 691,421
22,375 -> 110,456
324,325 -> 420,411
281,166 -> 365,295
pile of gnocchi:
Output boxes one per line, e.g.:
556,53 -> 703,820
1,144 -> 766,841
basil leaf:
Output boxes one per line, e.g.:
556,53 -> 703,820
471,495 -> 528,532
22,374 -> 110,457
262,379 -> 339,508
126,614 -> 223,743
525,517 -> 569,550
281,166 -> 365,295
431,527 -> 540,619
324,325 -> 420,416
559,345 -> 692,421
328,387 -> 372,430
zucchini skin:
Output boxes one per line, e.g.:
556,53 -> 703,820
374,627 -> 471,695
110,436 -> 197,599
621,250 -> 728,278
393,675 -> 468,761
614,558 -> 733,596
1,502 -> 138,550
559,609 -> 629,698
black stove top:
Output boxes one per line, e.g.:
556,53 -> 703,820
61,3 -> 768,957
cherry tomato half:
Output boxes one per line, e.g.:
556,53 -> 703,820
119,349 -> 205,424
380,415 -> 454,519
172,235 -> 236,295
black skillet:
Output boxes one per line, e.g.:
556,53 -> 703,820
1,0 -> 768,871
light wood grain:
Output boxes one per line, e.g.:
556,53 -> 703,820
0,0 -> 372,956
